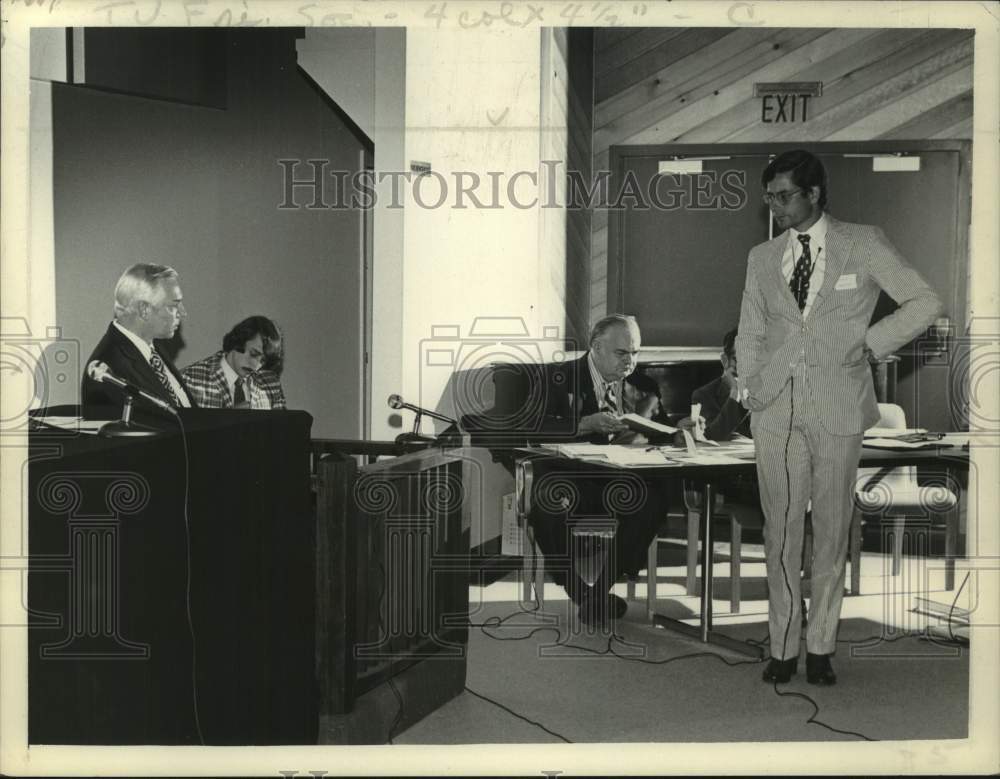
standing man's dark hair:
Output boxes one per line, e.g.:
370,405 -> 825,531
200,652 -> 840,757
762,149 -> 828,210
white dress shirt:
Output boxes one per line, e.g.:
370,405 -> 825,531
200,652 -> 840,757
112,321 -> 191,407
219,354 -> 271,409
781,212 -> 829,318
587,351 -> 622,415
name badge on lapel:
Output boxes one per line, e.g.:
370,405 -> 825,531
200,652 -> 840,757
835,273 -> 857,291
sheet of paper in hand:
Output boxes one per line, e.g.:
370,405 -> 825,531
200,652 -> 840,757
619,413 -> 677,436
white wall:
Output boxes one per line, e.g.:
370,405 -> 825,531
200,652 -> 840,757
298,28 -> 406,439
402,27 -> 567,429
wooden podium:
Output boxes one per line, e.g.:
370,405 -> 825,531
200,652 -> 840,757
28,409 -> 317,745
314,444 -> 470,744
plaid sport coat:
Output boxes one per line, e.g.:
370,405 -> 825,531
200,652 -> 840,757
181,351 -> 286,410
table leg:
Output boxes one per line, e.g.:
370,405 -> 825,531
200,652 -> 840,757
701,482 -> 714,640
652,479 -> 762,659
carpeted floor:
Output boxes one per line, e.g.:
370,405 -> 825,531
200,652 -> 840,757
395,547 -> 969,744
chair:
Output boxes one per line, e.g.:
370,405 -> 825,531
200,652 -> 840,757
517,458 -> 659,614
680,492 -> 866,613
853,403 -> 958,590
680,482 -> 764,614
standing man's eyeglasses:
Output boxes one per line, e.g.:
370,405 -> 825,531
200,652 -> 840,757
762,188 -> 804,206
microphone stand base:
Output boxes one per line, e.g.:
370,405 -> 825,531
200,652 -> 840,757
98,420 -> 162,438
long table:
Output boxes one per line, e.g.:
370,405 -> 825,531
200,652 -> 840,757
517,440 -> 969,658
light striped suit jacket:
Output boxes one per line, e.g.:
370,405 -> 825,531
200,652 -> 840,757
735,216 -> 941,435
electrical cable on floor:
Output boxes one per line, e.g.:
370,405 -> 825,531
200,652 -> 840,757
760,376 -> 877,742
463,685 -> 573,743
947,572 -> 971,644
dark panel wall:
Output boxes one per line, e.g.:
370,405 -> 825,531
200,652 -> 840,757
53,28 -> 366,437
564,27 -> 594,346
81,28 -> 228,107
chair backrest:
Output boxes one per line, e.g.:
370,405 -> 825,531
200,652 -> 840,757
858,402 -> 916,490
876,402 -> 907,430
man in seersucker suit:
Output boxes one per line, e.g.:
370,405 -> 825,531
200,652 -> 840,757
736,149 -> 941,686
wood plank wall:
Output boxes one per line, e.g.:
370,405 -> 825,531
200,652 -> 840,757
587,27 -> 975,326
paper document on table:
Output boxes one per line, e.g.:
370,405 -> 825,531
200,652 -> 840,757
712,439 -> 757,459
864,427 -> 928,438
863,438 -> 940,450
600,446 -> 675,466
541,443 -> 610,458
670,451 -> 747,465
681,429 -> 697,454
619,413 -> 677,435
541,443 -> 674,466
689,402 -> 719,446
30,416 -> 105,434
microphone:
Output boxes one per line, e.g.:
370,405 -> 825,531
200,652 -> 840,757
387,394 -> 456,425
87,361 -> 178,415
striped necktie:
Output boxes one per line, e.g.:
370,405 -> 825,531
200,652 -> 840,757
148,351 -> 181,407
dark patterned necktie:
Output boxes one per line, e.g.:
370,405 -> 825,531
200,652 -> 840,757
600,383 -> 617,413
233,377 -> 248,408
789,234 -> 813,312
148,351 -> 181,407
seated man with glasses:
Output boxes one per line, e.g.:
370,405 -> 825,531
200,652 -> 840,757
182,315 -> 287,409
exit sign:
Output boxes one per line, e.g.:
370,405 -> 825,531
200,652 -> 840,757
754,81 -> 822,124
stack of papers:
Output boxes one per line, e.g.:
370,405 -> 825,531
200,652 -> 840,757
541,443 -> 675,466
667,451 -> 748,465
30,416 -> 105,435
619,413 -> 677,436
864,427 -> 928,438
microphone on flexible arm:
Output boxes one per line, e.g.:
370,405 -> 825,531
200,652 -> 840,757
87,361 -> 178,437
387,394 -> 458,444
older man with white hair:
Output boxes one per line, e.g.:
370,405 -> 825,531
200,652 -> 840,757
81,263 -> 195,414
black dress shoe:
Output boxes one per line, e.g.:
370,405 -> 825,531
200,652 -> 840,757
806,653 -> 837,685
761,656 -> 798,683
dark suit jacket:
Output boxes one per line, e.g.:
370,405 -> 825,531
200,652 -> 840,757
458,353 -> 600,445
692,376 -> 751,441
81,322 -> 196,417
538,353 -> 602,441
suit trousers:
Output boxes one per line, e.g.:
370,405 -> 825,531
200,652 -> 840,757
751,370 -> 863,660
528,458 -> 666,604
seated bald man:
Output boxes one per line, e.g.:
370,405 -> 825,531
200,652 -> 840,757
528,314 -> 671,627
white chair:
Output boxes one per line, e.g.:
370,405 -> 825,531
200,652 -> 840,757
854,403 -> 959,590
